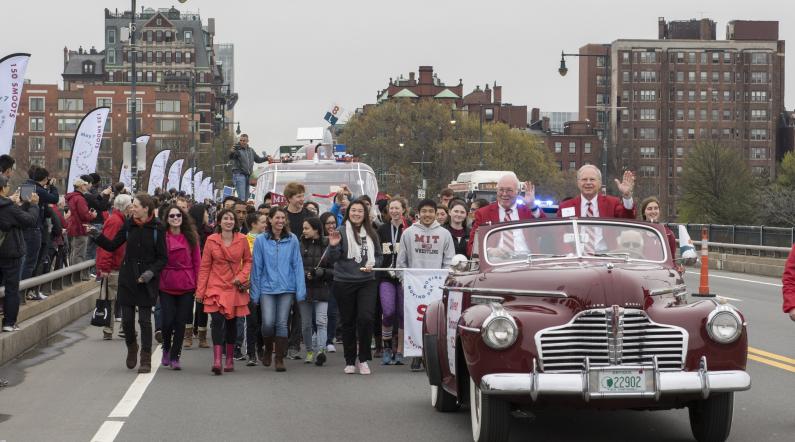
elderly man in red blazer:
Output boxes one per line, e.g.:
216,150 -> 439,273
557,165 -> 637,219
466,173 -> 545,256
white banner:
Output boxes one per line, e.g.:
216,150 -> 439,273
166,159 -> 183,191
192,170 -> 203,196
0,53 -> 31,156
403,269 -> 448,357
446,291 -> 463,375
180,166 -> 195,194
136,134 -> 150,170
147,149 -> 171,194
199,177 -> 212,201
67,107 -> 110,190
119,163 -> 132,191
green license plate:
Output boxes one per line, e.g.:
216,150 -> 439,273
597,369 -> 647,393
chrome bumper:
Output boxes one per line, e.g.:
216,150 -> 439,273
479,357 -> 751,401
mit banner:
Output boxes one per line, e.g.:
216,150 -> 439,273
402,269 -> 448,357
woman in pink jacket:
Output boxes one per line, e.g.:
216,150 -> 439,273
158,205 -> 201,370
196,208 -> 252,375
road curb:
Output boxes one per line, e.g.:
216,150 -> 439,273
0,284 -> 100,366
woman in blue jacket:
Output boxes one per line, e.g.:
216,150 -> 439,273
250,206 -> 306,372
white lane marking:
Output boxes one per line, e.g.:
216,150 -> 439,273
717,295 -> 742,302
686,271 -> 783,288
90,420 -> 124,442
108,345 -> 163,418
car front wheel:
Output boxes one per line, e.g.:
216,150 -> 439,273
688,392 -> 734,442
469,375 -> 510,442
431,385 -> 459,412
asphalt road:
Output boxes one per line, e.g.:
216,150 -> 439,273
0,268 -> 793,442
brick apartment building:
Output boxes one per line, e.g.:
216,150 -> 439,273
529,108 -> 601,173
578,18 -> 786,218
12,83 -> 191,190
373,66 -> 528,129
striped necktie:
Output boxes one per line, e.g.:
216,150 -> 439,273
502,208 -> 515,250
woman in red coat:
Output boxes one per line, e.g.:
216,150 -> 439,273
196,209 -> 252,375
158,205 -> 201,370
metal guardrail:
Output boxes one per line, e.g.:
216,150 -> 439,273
0,260 -> 96,298
670,223 -> 795,248
697,242 -> 791,259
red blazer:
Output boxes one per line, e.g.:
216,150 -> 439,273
466,202 -> 544,256
557,194 -> 636,220
96,210 -> 126,274
782,245 -> 795,313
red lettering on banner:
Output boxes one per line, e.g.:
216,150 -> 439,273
416,304 -> 427,322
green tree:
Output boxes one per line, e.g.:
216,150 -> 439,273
776,151 -> 795,187
678,141 -> 756,224
339,99 -> 563,202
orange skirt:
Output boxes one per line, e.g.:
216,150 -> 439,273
203,289 -> 250,319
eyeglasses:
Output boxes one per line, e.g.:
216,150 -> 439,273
496,188 -> 516,194
168,213 -> 182,219
324,222 -> 337,226
621,242 -> 641,248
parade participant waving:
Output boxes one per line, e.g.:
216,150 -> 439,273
92,194 -> 168,374
158,205 -> 201,370
557,165 -> 636,219
396,199 -> 456,371
327,200 -> 383,375
250,206 -> 306,372
299,217 -> 333,366
376,198 -> 409,365
196,209 -> 252,375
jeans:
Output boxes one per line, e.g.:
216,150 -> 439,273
210,312 -> 237,346
232,172 -> 249,201
299,301 -> 328,353
259,293 -> 293,338
122,305 -> 153,352
379,280 -> 404,340
0,258 -> 22,326
245,301 -> 263,357
154,299 -> 162,331
334,280 -> 378,365
20,227 -> 42,281
287,298 -> 302,350
160,292 -> 194,360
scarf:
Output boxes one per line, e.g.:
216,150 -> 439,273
345,221 -> 375,266
133,214 -> 153,227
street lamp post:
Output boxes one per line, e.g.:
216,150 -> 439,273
129,0 -> 138,192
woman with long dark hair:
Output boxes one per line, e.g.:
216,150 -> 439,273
158,205 -> 201,370
327,200 -> 383,375
376,198 -> 408,365
299,216 -> 332,366
185,203 -> 212,349
196,209 -> 252,375
92,193 -> 168,374
319,211 -> 340,353
250,206 -> 306,372
445,199 -> 471,257
639,196 -> 677,263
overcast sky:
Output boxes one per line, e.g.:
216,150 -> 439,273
5,0 -> 793,155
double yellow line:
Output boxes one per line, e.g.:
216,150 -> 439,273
748,347 -> 795,373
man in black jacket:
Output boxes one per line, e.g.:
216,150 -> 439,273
19,167 -> 58,299
0,174 -> 39,330
82,173 -> 112,267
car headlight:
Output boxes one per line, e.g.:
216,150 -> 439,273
706,305 -> 743,344
481,304 -> 518,350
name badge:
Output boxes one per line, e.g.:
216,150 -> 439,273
561,207 -> 576,218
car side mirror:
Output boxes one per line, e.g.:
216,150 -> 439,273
450,254 -> 470,272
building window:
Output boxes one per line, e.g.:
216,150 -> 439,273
687,52 -> 696,64
596,56 -> 606,67
751,147 -> 768,159
29,117 -> 44,132
107,50 -> 116,65
622,52 -> 630,64
58,98 -> 83,111
98,157 -> 112,173
584,142 -> 591,154
699,90 -> 707,101
751,166 -> 769,176
184,30 -> 193,43
29,155 -> 45,167
154,138 -> 181,150
687,128 -> 695,139
568,142 -> 576,154
676,71 -> 684,82
722,128 -> 731,138
146,72 -> 154,82
687,71 -> 695,82
622,71 -> 630,83
676,109 -> 684,121
568,161 -> 576,170
554,142 -> 562,153
723,71 -> 731,83
107,29 -> 116,44
687,109 -> 695,120
700,52 -> 708,64
165,51 -> 171,63
676,52 -> 684,63
165,31 -> 172,42
639,109 -> 656,120
699,71 -> 707,82
638,165 -> 657,177
640,51 -> 657,64
156,119 -> 180,133
156,30 -> 163,41
96,97 -> 112,108
751,72 -> 769,83
639,147 -> 656,158
175,51 -> 182,63
675,128 -> 684,139
59,138 -> 73,150
29,136 -> 45,152
57,118 -> 80,131
750,129 -> 768,140
750,91 -> 768,102
126,118 -> 142,131
676,146 -> 685,157
751,109 -> 769,121
57,158 -> 70,171
712,52 -> 720,63
638,71 -> 656,82
104,118 -> 112,133
185,52 -> 192,64
127,98 -> 142,113
699,109 -> 707,121
639,90 -> 656,101
751,52 -> 768,65
29,97 -> 45,112
155,100 -> 181,113
638,128 -> 657,140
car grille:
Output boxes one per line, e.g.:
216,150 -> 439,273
534,307 -> 688,373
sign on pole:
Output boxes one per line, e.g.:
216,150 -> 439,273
147,149 -> 171,194
66,107 -> 110,190
0,53 -> 31,156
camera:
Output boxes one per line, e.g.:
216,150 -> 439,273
233,143 -> 242,150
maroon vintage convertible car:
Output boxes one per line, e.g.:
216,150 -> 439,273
422,218 -> 750,442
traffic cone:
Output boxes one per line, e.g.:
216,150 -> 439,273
698,226 -> 710,295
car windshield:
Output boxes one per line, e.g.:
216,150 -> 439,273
483,220 -> 667,265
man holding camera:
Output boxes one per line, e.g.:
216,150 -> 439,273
229,134 -> 268,202
19,167 -> 59,298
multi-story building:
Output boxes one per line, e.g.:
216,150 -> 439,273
528,108 -> 601,173
539,111 -> 579,133
578,18 -> 786,217
373,66 -> 527,129
13,83 -> 191,190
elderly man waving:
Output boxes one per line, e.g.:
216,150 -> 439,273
466,173 -> 544,256
558,165 -> 636,219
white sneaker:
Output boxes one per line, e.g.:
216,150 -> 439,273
2,325 -> 18,332
344,365 -> 356,374
327,344 -> 336,353
357,361 -> 371,375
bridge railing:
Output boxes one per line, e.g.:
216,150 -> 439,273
0,260 -> 96,299
668,224 -> 794,248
